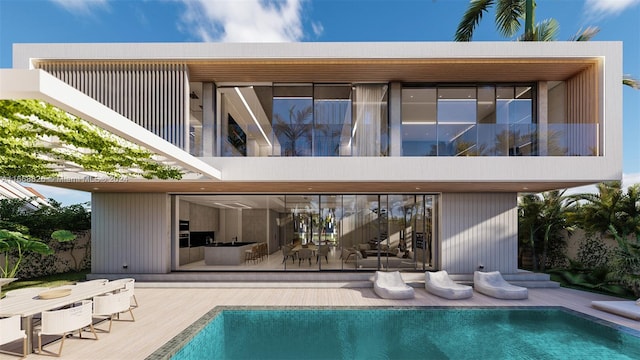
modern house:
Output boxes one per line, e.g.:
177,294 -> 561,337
0,42 -> 622,279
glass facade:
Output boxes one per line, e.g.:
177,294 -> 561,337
188,81 -> 598,158
401,84 -> 537,156
177,194 -> 437,271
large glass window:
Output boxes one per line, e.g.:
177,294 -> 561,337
272,85 -> 313,156
401,88 -> 437,156
401,84 -> 536,157
314,85 -> 352,156
175,194 -> 436,272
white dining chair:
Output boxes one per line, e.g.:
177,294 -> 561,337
93,289 -> 135,332
0,316 -> 27,358
37,300 -> 98,356
110,278 -> 138,308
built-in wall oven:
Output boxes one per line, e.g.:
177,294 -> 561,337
179,220 -> 190,248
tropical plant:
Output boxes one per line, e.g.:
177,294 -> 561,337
455,0 -> 552,42
0,99 -> 182,179
0,229 -> 53,278
454,0 -> 639,89
518,190 -> 575,271
607,225 -> 640,296
572,182 -> 639,239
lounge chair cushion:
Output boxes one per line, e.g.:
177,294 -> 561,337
473,271 -> 528,300
592,301 -> 640,320
425,270 -> 473,300
373,271 -> 415,300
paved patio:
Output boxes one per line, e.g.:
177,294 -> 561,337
5,284 -> 639,360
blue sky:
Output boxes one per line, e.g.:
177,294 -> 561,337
1,0 -> 639,204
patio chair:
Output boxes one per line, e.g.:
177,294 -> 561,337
591,299 -> 640,320
110,278 -> 138,308
0,315 -> 27,358
93,289 -> 135,332
298,248 -> 313,266
425,270 -> 473,300
37,300 -> 98,357
372,271 -> 415,300
473,271 -> 528,300
316,244 -> 330,264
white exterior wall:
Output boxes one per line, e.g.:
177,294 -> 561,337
440,193 -> 518,274
92,193 -> 171,274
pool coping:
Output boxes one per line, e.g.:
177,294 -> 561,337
145,305 -> 640,360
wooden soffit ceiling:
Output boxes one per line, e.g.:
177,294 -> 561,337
41,180 -> 594,194
186,58 -> 597,83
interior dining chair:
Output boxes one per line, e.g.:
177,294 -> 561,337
282,245 -> 296,264
37,300 -> 98,357
93,289 -> 135,333
0,315 -> 27,358
298,248 -> 313,266
316,245 -> 330,264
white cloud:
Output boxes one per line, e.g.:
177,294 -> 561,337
584,0 -> 640,18
49,0 -> 109,15
178,0 -> 306,42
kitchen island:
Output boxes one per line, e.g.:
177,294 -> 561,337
204,242 -> 256,265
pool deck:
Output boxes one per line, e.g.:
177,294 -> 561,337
7,284 -> 640,360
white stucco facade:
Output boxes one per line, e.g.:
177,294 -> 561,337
1,41 -> 623,277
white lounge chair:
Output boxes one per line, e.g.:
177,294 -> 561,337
592,299 -> 640,320
473,271 -> 528,300
372,271 -> 415,300
425,270 -> 473,300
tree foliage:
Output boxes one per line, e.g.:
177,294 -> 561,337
0,99 -> 182,179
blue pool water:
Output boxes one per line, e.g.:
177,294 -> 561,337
157,307 -> 640,360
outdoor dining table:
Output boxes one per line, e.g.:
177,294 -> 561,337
0,280 -> 126,354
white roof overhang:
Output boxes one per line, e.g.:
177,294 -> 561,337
0,69 -> 222,181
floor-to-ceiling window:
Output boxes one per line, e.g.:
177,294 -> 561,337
401,84 -> 537,157
215,83 -> 388,157
175,194 -> 437,272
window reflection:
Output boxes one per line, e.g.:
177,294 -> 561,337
401,84 -> 538,157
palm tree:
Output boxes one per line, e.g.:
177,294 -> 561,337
572,181 -> 625,237
454,1 -> 639,89
518,190 -> 576,271
455,0 -> 550,42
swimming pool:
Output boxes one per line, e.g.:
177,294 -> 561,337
148,307 -> 640,360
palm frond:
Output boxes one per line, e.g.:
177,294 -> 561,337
569,26 -> 600,41
495,0 -> 525,38
524,18 -> 559,41
623,75 -> 640,89
455,0 -> 495,41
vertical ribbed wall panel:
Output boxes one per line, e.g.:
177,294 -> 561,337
91,193 -> 171,274
38,63 -> 187,149
440,193 -> 518,274
566,64 -> 599,155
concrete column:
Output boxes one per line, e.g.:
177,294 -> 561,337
389,82 -> 402,156
202,82 -> 216,157
537,81 -> 548,156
